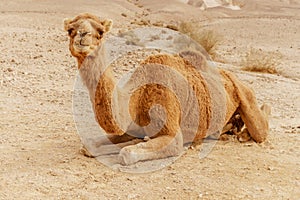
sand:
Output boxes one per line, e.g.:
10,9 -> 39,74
0,0 -> 299,199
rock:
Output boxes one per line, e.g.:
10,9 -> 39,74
267,166 -> 274,171
166,24 -> 179,31
6,68 -> 13,72
152,21 -> 164,27
33,55 -> 43,59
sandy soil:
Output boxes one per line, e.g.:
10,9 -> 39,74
0,0 -> 299,199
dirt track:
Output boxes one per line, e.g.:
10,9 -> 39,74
0,0 -> 299,199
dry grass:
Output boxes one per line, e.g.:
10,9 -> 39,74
241,48 -> 282,74
178,21 -> 222,59
232,0 -> 246,8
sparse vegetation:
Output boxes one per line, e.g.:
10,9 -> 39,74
241,48 -> 282,74
232,0 -> 246,8
178,21 -> 222,59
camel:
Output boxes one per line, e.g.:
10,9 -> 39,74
64,13 -> 270,165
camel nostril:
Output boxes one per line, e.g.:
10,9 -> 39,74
79,39 -> 84,46
79,32 -> 91,38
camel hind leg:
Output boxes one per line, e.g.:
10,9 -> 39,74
222,70 -> 270,143
238,90 -> 270,142
236,82 -> 270,143
237,104 -> 271,142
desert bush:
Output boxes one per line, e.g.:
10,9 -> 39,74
232,0 -> 246,8
241,48 -> 282,74
178,21 -> 222,59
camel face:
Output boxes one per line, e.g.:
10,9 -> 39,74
64,13 -> 112,64
69,21 -> 97,54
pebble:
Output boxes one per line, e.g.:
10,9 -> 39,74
166,24 -> 179,31
6,68 -> 13,72
33,55 -> 43,59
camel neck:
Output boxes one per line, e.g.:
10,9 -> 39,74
77,47 -> 113,104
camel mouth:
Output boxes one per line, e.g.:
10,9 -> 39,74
73,43 -> 93,54
79,39 -> 91,47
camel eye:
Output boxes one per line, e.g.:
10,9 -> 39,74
98,29 -> 104,36
96,30 -> 104,40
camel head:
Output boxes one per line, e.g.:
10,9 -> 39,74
64,13 -> 112,66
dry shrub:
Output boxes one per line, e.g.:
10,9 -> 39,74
241,48 -> 282,74
178,22 -> 222,59
232,0 -> 246,8
178,21 -> 199,35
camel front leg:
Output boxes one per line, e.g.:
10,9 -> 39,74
81,134 -> 142,157
81,138 -> 143,157
118,131 -> 183,165
84,133 -> 135,147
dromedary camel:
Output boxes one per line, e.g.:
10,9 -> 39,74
64,13 -> 270,165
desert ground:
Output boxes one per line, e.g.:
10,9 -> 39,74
0,0 -> 299,199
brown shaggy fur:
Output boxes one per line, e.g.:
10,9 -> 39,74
64,13 -> 269,165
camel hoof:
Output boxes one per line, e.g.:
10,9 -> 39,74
79,146 -> 95,158
237,129 -> 252,143
118,146 -> 138,165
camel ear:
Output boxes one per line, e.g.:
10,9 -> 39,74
63,18 -> 72,31
103,19 -> 113,32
